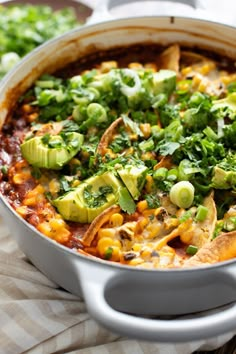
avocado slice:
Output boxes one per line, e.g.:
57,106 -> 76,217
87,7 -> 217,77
117,164 -> 148,200
53,187 -> 89,223
53,172 -> 123,223
212,166 -> 236,189
211,92 -> 236,116
152,70 -> 176,96
21,132 -> 84,170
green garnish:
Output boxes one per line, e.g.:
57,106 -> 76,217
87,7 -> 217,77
84,185 -> 113,208
195,205 -> 208,222
170,181 -> 195,209
0,4 -> 80,79
104,247 -> 113,260
186,245 -> 198,255
118,187 -> 136,214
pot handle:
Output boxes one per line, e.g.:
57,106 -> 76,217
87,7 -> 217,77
87,0 -> 204,24
78,262 -> 236,342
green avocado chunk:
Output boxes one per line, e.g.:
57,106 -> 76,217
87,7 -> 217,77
117,164 -> 148,200
152,70 -> 176,96
211,92 -> 236,115
20,132 -> 84,170
211,166 -> 236,189
53,172 -> 123,223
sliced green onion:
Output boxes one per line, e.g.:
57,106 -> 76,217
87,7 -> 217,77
223,217 -> 236,231
186,245 -> 198,255
1,52 -> 21,71
217,118 -> 225,138
1,165 -> 8,174
179,210 -> 193,223
35,80 -> 55,89
167,169 -> 178,181
139,138 -> 155,152
203,126 -> 218,141
169,181 -> 195,209
120,69 -> 141,97
87,103 -> 107,123
195,205 -> 208,222
153,167 -> 168,181
104,247 -> 113,260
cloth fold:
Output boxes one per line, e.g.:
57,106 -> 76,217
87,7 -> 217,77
0,216 -> 234,354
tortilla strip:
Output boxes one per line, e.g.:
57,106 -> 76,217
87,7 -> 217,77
96,117 -> 123,156
82,205 -> 121,246
184,231 -> 236,267
155,193 -> 217,250
186,192 -> 217,248
180,50 -> 211,65
154,156 -> 173,170
159,44 -> 180,72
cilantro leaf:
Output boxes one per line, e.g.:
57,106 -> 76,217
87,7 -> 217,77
118,187 -> 136,214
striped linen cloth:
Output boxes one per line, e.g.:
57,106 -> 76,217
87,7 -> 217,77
0,215 -> 234,354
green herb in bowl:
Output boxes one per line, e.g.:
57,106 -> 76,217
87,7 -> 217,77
0,4 -> 81,79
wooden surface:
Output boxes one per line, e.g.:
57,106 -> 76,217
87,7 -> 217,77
194,335 -> 236,354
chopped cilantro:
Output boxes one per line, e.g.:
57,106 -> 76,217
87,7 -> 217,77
0,5 -> 79,79
144,194 -> 160,209
84,185 -> 113,208
104,247 -> 113,260
118,187 -> 136,214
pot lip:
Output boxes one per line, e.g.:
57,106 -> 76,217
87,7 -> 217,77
1,13 -> 236,89
0,14 -> 236,275
1,192 -> 235,274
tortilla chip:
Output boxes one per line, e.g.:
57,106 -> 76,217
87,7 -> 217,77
187,192 -> 217,248
82,205 -> 121,246
184,231 -> 236,267
96,117 -> 123,157
154,156 -> 173,170
159,44 -> 180,72
180,50 -> 211,65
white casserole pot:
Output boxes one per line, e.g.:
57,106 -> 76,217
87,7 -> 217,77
0,0 -> 235,343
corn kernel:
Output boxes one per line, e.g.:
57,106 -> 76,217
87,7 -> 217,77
146,223 -> 161,239
38,221 -> 52,237
198,79 -> 207,92
145,175 -> 154,194
49,218 -> 66,231
49,179 -> 60,195
28,112 -> 39,122
27,184 -> 45,197
199,62 -> 215,75
55,229 -> 71,243
13,172 -> 31,184
16,206 -> 29,218
97,237 -> 120,256
137,200 -> 148,213
22,104 -> 33,113
100,61 -> 118,73
140,123 -> 151,139
132,243 -> 142,252
110,246 -> 121,262
192,74 -> 202,88
97,228 -> 116,240
144,63 -> 157,72
128,62 -> 143,70
110,213 -> 124,227
180,227 -> 194,243
128,257 -> 144,266
181,66 -> 192,76
220,73 -> 236,85
140,246 -> 152,259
